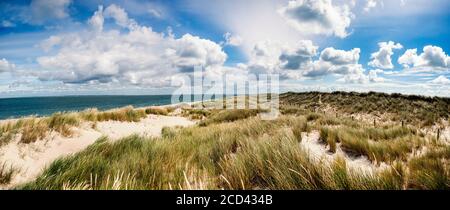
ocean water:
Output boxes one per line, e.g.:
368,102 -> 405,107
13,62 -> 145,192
0,95 -> 180,120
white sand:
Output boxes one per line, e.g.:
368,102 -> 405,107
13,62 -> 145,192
299,131 -> 388,174
0,114 -> 194,189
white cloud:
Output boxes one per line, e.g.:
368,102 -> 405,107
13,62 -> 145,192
279,0 -> 354,38
430,75 -> 450,85
319,47 -> 360,65
398,45 -> 450,71
279,40 -> 318,70
27,0 -> 72,25
364,0 -> 384,12
185,0 -> 304,57
241,42 -> 375,83
223,32 -> 243,46
88,5 -> 104,32
39,35 -> 62,52
306,47 -> 363,77
368,69 -> 385,82
104,4 -> 138,30
0,58 -> 16,72
246,41 -> 284,75
36,4 -> 227,86
368,41 -> 403,69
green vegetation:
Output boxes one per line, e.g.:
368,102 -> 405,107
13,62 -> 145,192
19,107 -> 449,190
198,109 -> 262,126
281,91 -> 449,126
145,107 -> 170,116
407,146 -> 450,189
81,106 -> 147,122
0,106 -> 152,145
319,126 -> 424,163
1,91 -> 449,190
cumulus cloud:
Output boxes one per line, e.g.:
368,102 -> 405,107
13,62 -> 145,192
36,4 -> 227,86
241,41 -> 381,83
279,0 -> 354,38
430,75 -> 450,85
103,4 -> 138,29
398,45 -> 450,71
307,47 -> 361,76
39,35 -> 62,52
319,47 -> 360,65
0,58 -> 16,72
368,41 -> 403,69
368,69 -> 384,82
223,32 -> 243,46
245,41 -> 284,75
308,47 -> 384,84
305,47 -> 364,79
279,40 -> 318,70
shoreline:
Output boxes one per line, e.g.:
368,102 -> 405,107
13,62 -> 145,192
0,104 -> 196,189
0,101 -> 196,125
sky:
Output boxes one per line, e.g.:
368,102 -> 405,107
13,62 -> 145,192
0,0 -> 449,98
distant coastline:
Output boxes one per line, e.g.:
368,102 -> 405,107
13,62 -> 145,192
0,95 -> 177,120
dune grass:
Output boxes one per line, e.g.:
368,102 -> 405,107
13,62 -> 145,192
0,162 -> 17,184
281,91 -> 449,126
81,106 -> 147,122
407,146 -> 450,189
1,91 -> 449,189
1,113 -> 81,144
18,110 -> 447,190
319,126 -> 425,163
198,109 -> 263,126
0,106 -> 152,145
145,107 -> 170,116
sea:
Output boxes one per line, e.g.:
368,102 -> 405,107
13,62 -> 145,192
0,95 -> 188,120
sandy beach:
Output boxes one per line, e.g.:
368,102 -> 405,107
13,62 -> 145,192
0,106 -> 195,189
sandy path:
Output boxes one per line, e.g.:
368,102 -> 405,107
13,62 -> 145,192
0,115 -> 194,189
299,131 -> 387,174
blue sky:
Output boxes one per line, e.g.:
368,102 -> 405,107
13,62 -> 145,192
0,0 -> 449,98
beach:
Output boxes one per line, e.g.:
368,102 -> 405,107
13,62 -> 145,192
0,104 -> 195,189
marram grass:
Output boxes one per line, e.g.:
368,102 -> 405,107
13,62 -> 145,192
19,113 -> 449,190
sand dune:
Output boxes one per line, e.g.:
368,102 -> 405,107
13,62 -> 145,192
0,114 -> 194,189
300,131 -> 388,174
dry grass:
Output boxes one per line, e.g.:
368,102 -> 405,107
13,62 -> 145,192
407,146 -> 450,189
79,106 -> 147,122
19,110 -> 448,190
0,106 -> 149,145
320,126 -> 425,163
0,162 -> 17,184
145,107 -> 169,116
1,91 -> 449,190
198,109 -> 263,126
281,91 -> 449,127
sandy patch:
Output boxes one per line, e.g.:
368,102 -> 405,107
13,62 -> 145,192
0,115 -> 194,189
300,131 -> 387,174
95,115 -> 194,140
